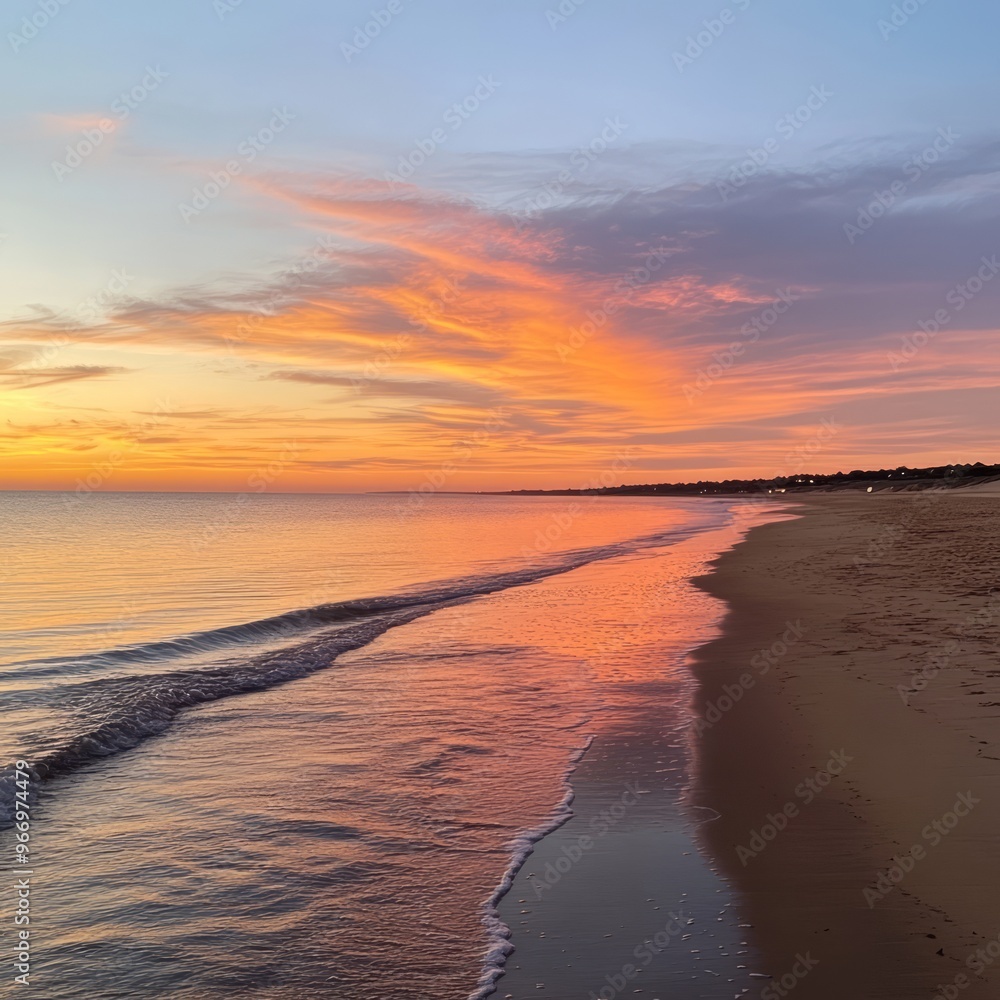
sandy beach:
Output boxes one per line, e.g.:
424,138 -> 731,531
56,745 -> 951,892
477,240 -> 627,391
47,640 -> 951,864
691,492 -> 1000,999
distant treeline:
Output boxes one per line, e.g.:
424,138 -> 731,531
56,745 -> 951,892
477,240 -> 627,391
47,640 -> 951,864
501,462 -> 1000,496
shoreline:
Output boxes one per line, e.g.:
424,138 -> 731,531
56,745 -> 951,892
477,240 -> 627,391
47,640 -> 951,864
689,494 -> 1000,998
487,505 -> 783,999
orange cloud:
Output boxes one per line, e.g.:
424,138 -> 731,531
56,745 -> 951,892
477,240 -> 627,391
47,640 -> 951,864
3,165 -> 999,491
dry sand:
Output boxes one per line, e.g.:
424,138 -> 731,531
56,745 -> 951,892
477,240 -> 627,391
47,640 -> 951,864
691,492 -> 1000,999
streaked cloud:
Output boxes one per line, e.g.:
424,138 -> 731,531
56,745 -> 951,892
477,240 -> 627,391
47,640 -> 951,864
2,136 -> 999,489
0,361 -> 131,390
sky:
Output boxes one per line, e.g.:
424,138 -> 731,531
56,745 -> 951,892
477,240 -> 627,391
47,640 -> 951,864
1,0 -> 999,492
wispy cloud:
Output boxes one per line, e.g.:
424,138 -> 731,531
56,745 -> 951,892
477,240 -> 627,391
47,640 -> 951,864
0,362 -> 130,390
3,136 -> 999,488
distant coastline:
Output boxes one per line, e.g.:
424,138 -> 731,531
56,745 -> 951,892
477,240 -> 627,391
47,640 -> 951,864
372,461 -> 1000,497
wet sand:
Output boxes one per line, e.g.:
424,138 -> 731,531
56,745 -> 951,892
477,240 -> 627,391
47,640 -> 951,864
690,492 -> 1000,999
494,516 -> 776,1000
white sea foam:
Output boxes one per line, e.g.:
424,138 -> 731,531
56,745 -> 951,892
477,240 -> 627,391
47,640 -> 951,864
470,734 -> 595,1000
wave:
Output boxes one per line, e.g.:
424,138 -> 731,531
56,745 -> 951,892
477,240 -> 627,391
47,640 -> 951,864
0,608 -> 430,830
10,522 -> 716,680
9,584 -> 532,678
469,735 -> 595,1000
0,519 -> 723,831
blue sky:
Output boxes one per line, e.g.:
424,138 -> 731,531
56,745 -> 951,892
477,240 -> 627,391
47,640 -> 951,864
4,0 -> 997,315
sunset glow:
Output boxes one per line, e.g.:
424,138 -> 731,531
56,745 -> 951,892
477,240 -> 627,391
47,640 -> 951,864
2,1 -> 998,492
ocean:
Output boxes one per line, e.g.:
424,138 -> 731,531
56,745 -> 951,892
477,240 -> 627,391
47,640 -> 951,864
0,491 -> 785,998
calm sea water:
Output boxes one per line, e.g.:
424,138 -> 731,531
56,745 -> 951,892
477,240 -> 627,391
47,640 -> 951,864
0,492 -> 782,998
